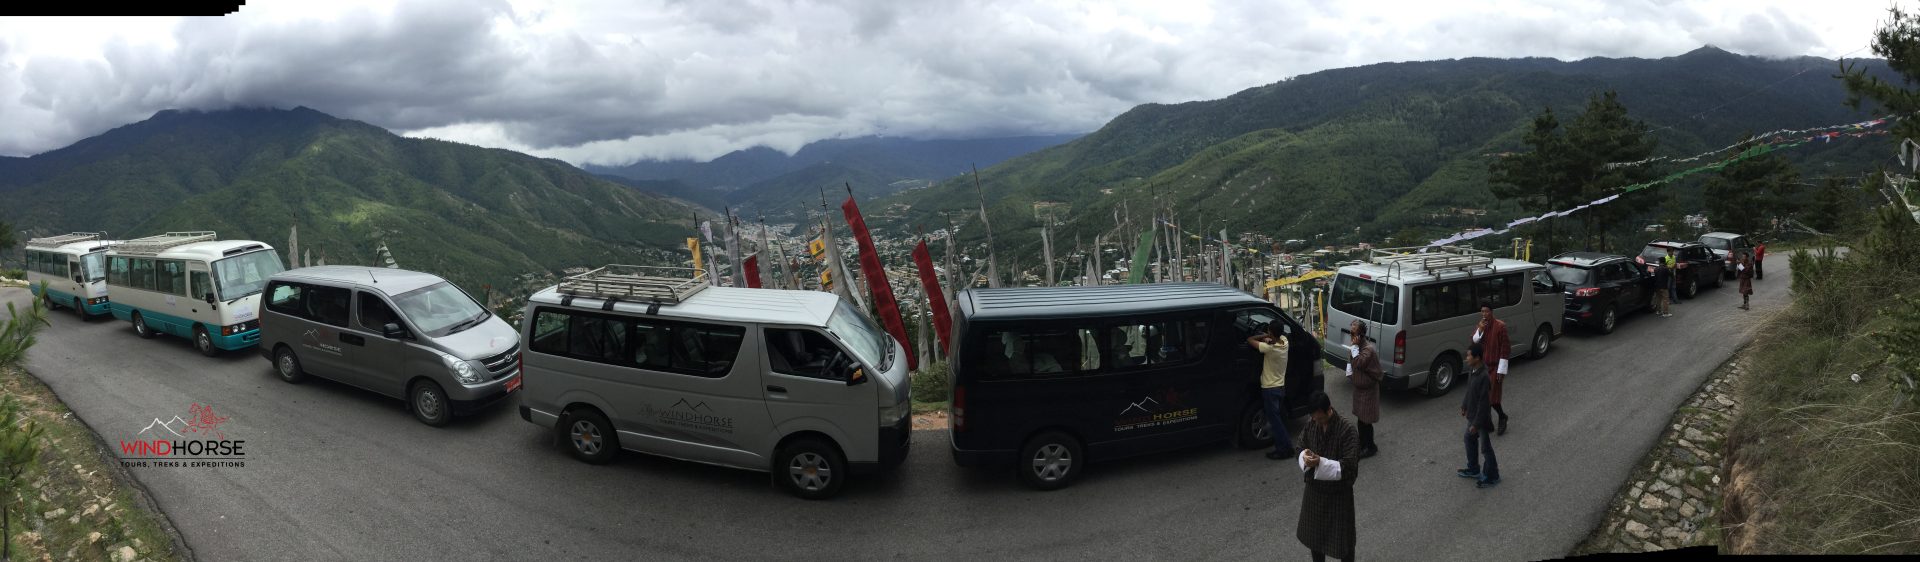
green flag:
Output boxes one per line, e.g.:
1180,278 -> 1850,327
1128,229 -> 1155,284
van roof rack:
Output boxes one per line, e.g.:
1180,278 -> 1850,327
557,265 -> 710,305
25,232 -> 107,248
1367,245 -> 1495,278
114,231 -> 218,256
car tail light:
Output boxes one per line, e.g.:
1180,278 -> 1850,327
952,384 -> 966,432
1393,331 -> 1405,365
1574,287 -> 1601,298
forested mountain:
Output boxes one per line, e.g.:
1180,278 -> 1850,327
0,107 -> 703,294
879,46 -> 1898,261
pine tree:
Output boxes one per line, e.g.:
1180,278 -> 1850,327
1704,137 -> 1800,235
1872,294 -> 1920,410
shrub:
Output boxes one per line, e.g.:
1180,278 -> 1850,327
0,281 -> 51,368
911,360 -> 950,403
0,269 -> 23,281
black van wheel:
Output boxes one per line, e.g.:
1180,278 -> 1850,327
193,326 -> 220,357
1424,354 -> 1460,397
775,437 -> 847,500
1236,399 -> 1276,450
561,407 -> 619,464
1598,305 -> 1618,335
273,346 -> 307,384
1528,326 -> 1552,359
1018,430 -> 1083,491
409,380 -> 452,427
131,311 -> 155,339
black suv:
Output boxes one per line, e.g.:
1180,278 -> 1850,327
1637,241 -> 1724,299
1547,252 -> 1655,334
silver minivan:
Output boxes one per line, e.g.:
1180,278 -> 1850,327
1318,247 -> 1563,397
258,266 -> 523,426
516,266 -> 911,500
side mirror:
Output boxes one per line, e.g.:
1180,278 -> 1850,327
74,275 -> 84,283
382,322 -> 407,339
845,364 -> 869,386
203,292 -> 216,304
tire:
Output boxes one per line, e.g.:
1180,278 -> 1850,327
1235,398 -> 1275,450
73,297 -> 87,319
132,311 -> 155,339
273,346 -> 308,384
1017,430 -> 1084,491
1598,305 -> 1618,335
774,437 -> 848,500
409,379 -> 452,427
193,326 -> 220,357
1682,277 -> 1699,299
1528,326 -> 1552,360
43,291 -> 57,311
1423,353 -> 1461,397
560,407 -> 619,464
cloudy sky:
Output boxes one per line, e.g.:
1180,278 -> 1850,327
0,0 -> 1889,165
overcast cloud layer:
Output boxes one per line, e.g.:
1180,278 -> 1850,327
0,0 -> 1887,165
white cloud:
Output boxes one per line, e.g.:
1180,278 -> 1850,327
0,0 -> 1892,163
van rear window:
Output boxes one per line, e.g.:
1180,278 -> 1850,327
1331,275 -> 1398,324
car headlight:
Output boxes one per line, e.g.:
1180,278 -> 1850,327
443,353 -> 483,384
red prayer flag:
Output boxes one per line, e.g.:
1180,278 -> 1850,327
913,240 -> 952,354
743,255 -> 762,289
841,196 -> 916,371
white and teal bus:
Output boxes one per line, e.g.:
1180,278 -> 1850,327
24,232 -> 119,318
106,232 -> 286,356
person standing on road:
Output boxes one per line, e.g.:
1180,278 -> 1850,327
1649,263 -> 1672,318
1473,305 -> 1511,436
1663,246 -> 1680,306
1457,343 -> 1501,488
1248,322 -> 1297,460
1297,391 -> 1359,562
1754,240 -> 1766,281
1345,320 -> 1382,458
1734,253 -> 1754,310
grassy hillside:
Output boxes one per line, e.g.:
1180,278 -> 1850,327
0,107 -> 702,295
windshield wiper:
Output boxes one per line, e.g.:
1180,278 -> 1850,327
446,312 -> 488,334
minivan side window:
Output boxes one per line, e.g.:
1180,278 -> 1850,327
355,292 -> 402,334
765,328 -> 846,380
1331,274 -> 1399,325
307,285 -> 352,328
265,282 -> 306,318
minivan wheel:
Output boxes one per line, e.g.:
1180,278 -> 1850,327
1528,326 -> 1552,360
193,326 -> 219,357
1018,430 -> 1083,491
274,346 -> 307,383
409,380 -> 452,427
1424,354 -> 1460,397
132,311 -> 155,339
561,408 -> 619,464
775,437 -> 847,500
1598,305 -> 1618,335
1236,399 -> 1276,450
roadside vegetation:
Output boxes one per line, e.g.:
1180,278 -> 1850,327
2,285 -> 182,561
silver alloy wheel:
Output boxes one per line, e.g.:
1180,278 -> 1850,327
197,331 -> 213,353
277,352 -> 297,379
133,314 -> 148,336
1433,361 -> 1455,391
1031,443 -> 1072,482
1534,331 -> 1550,357
416,386 -> 444,421
1602,307 -> 1617,332
571,420 -> 602,455
788,452 -> 833,491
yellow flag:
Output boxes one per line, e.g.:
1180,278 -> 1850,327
687,238 -> 703,277
808,235 -> 827,262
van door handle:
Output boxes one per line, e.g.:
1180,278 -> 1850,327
766,385 -> 787,394
340,333 -> 365,346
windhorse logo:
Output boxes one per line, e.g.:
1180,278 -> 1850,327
1114,388 -> 1199,432
639,398 -> 734,433
119,403 -> 247,468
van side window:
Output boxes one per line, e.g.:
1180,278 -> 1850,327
568,315 -> 629,363
108,256 -> 128,286
1475,274 -> 1522,309
633,323 -> 671,370
191,271 -> 212,301
981,328 -> 1100,377
1413,280 -> 1477,324
766,328 -> 845,380
1233,308 -> 1283,339
265,282 -> 306,318
157,260 -> 187,296
1107,320 -> 1206,369
1331,274 -> 1399,325
528,309 -> 569,355
355,292 -> 401,333
306,285 -> 352,328
671,323 -> 745,377
130,258 -> 155,291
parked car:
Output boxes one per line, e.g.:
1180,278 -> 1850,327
1697,232 -> 1755,279
1546,252 -> 1655,334
1636,241 -> 1724,299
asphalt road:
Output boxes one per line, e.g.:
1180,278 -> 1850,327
6,262 -> 1790,561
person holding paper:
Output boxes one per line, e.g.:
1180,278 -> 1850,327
1734,253 -> 1754,310
1296,391 -> 1359,562
1475,305 -> 1512,436
1345,320 -> 1382,458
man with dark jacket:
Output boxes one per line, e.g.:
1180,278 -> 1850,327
1297,391 -> 1360,562
1346,320 -> 1382,457
1457,344 -> 1501,488
1649,263 -> 1672,318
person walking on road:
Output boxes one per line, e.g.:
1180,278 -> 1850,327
1345,320 -> 1382,458
1457,343 -> 1501,488
1248,322 -> 1297,460
1297,391 -> 1359,562
1473,305 -> 1511,436
1734,253 -> 1754,310
1753,240 -> 1766,281
1663,246 -> 1680,307
1649,263 -> 1672,318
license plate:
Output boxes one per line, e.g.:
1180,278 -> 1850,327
504,376 -> 522,393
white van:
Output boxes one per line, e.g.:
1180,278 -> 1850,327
516,266 -> 911,499
1318,246 -> 1563,397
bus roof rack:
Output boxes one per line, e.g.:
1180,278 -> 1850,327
1367,245 -> 1495,278
557,265 -> 710,305
114,231 -> 218,256
25,232 -> 107,248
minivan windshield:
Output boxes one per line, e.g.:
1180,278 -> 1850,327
393,282 -> 489,337
82,252 -> 106,282
1546,263 -> 1591,286
827,300 -> 891,371
213,250 -> 286,301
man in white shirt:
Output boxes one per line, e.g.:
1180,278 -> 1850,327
1246,322 -> 1296,459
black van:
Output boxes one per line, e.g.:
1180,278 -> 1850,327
947,283 -> 1324,490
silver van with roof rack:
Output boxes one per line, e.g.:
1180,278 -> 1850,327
258,266 -> 522,426
515,265 -> 911,500
1318,246 -> 1563,397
